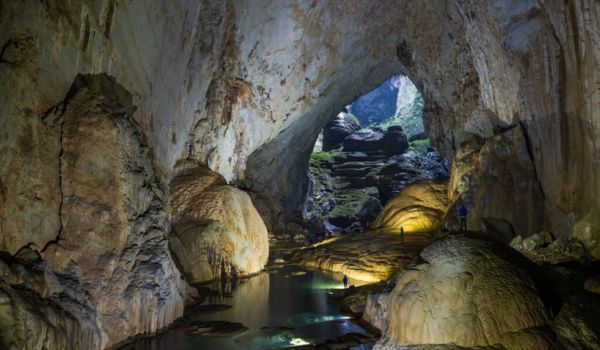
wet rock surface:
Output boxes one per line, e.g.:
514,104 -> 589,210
293,230 -> 435,283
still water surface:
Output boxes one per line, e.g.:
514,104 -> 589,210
121,266 -> 368,350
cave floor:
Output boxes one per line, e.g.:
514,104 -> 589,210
292,230 -> 436,283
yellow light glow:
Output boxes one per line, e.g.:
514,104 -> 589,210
290,338 -> 310,346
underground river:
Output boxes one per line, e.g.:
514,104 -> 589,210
120,265 -> 372,350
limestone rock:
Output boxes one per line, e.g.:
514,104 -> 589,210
553,292 -> 600,350
365,235 -> 553,350
447,125 -> 545,236
2,0 -> 600,246
584,276 -> 600,295
169,166 -> 269,283
294,231 -> 433,283
510,233 -> 588,264
0,257 -> 103,350
322,112 -> 361,151
39,75 -> 187,348
373,181 -> 449,233
573,207 -> 600,260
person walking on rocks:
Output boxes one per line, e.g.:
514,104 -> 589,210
458,203 -> 468,232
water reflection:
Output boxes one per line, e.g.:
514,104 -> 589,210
121,266 -> 367,350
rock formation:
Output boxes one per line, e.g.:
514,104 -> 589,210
573,207 -> 600,260
372,181 -> 449,233
1,74 -> 187,348
1,0 -> 600,348
322,112 -> 361,151
169,162 -> 269,283
365,235 -> 553,350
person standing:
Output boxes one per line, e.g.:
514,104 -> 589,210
342,275 -> 348,289
458,203 -> 468,232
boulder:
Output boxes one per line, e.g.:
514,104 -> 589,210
373,181 -> 449,233
365,235 -> 553,350
342,128 -> 409,156
510,234 -> 589,264
322,112 -> 361,151
573,207 -> 600,260
169,166 -> 269,283
480,217 -> 515,244
553,292 -> 600,350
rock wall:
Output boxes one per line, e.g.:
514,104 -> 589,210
3,0 -> 598,237
446,125 -> 545,235
1,74 -> 187,349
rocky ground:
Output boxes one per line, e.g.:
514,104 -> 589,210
292,230 -> 436,283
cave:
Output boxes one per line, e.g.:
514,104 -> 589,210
1,1 -> 600,350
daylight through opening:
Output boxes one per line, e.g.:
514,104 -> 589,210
304,75 -> 448,236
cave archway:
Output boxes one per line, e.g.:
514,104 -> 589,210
303,75 -> 448,236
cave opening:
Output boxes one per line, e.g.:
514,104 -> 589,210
303,75 -> 448,236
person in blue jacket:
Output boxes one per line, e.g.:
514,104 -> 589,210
458,203 -> 468,232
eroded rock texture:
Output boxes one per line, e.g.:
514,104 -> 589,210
365,235 -> 553,350
373,181 -> 449,233
169,162 -> 269,283
1,75 -> 187,349
322,112 -> 361,151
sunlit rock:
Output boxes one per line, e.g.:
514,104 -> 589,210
342,128 -> 409,156
293,231 -> 434,283
373,181 -> 448,233
365,235 -> 553,350
169,164 -> 269,283
322,112 -> 361,151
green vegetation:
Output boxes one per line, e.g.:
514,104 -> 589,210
410,138 -> 430,149
376,93 -> 424,133
328,188 -> 374,218
309,150 -> 338,173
